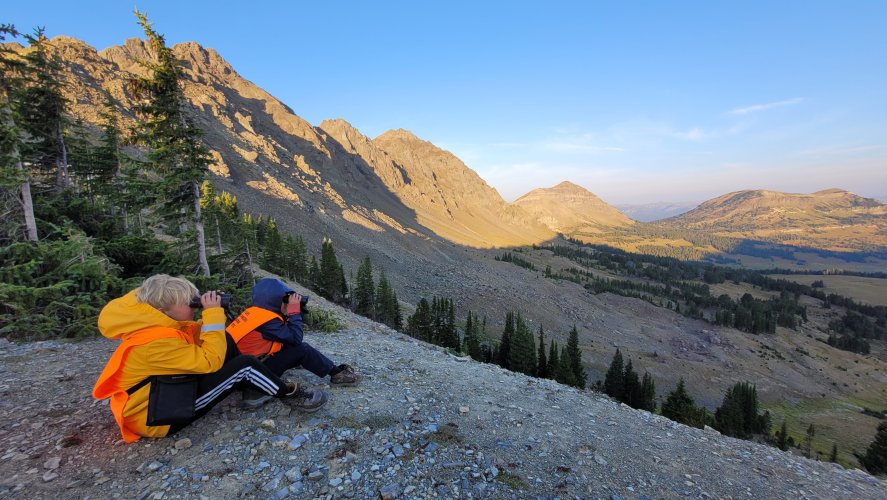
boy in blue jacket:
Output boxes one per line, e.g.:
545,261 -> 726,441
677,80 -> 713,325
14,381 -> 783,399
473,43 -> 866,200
227,278 -> 361,407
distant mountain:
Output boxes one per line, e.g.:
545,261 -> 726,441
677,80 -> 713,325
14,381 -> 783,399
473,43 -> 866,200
616,201 -> 698,222
512,181 -> 634,234
658,188 -> 887,251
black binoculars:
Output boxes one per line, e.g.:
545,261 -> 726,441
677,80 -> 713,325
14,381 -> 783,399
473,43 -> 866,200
284,292 -> 309,307
189,292 -> 233,309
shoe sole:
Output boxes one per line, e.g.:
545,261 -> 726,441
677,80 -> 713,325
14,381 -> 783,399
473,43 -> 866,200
294,403 -> 326,413
241,395 -> 273,408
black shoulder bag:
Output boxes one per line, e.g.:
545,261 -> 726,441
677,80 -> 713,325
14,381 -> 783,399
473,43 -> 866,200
128,375 -> 198,426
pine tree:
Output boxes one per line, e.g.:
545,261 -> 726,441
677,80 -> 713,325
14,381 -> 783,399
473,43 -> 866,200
860,422 -> 887,475
603,349 -> 625,400
0,24 -> 38,242
439,299 -> 459,350
389,286 -> 403,330
536,326 -> 548,378
507,313 -> 536,375
777,420 -> 789,451
497,312 -> 514,369
319,238 -> 343,302
805,423 -> 815,458
375,268 -> 400,329
464,311 -> 483,360
547,340 -> 559,380
714,382 -> 768,439
829,443 -> 838,463
555,344 -> 578,386
622,359 -> 640,407
639,372 -> 657,412
308,255 -> 321,291
337,262 -> 348,304
130,11 -> 212,276
354,256 -> 375,318
661,379 -> 706,429
17,29 -> 71,191
566,325 -> 586,388
406,298 -> 433,341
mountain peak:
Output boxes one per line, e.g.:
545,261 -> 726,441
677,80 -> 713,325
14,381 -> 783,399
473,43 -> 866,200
513,182 -> 634,233
375,128 -> 422,143
551,180 -> 590,193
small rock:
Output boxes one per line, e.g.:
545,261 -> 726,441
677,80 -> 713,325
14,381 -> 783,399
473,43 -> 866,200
261,419 -> 276,430
42,471 -> 58,482
307,471 -> 324,481
459,406 -> 470,414
285,467 -> 302,482
174,438 -> 192,450
271,486 -> 289,500
44,457 -> 61,470
329,478 -> 343,487
380,483 -> 400,499
288,435 -> 308,450
594,455 -> 607,466
351,471 -> 361,481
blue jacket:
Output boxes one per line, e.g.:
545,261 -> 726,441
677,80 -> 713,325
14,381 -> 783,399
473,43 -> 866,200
251,278 -> 305,346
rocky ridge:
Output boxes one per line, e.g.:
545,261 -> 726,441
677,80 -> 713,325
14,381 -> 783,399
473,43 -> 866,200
658,189 -> 887,251
26,36 -> 552,250
1,294 -> 884,499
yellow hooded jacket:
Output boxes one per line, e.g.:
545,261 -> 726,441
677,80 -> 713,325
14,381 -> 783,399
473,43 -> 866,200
92,289 -> 227,442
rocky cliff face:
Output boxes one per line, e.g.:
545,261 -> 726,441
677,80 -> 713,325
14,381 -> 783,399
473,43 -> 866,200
513,181 -> 635,235
34,36 -> 552,249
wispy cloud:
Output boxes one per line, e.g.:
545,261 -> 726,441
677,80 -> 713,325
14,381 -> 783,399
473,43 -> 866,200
728,97 -> 804,115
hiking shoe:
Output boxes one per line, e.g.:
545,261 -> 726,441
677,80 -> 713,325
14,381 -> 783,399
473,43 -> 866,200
283,385 -> 329,413
330,364 -> 362,387
241,388 -> 273,408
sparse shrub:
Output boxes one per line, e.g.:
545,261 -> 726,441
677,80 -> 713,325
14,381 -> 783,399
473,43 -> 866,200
304,308 -> 343,332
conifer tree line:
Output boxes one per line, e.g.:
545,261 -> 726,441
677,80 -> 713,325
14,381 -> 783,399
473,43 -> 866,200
601,349 -> 656,411
0,14 -> 402,338
599,348 -> 848,461
404,302 -> 587,389
351,255 -> 402,330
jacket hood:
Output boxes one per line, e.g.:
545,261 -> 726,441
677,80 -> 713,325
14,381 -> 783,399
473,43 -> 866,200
252,278 -> 293,312
98,289 -> 188,339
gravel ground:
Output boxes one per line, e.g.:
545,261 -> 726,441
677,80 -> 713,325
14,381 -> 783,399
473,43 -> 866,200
0,307 -> 885,499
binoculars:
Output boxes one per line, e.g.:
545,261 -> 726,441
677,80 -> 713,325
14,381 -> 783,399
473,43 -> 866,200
189,292 -> 233,309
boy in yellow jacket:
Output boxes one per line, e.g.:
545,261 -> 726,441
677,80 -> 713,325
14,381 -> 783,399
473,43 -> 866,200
93,274 -> 328,443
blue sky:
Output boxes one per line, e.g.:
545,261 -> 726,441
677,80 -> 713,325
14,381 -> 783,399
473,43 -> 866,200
7,1 -> 887,204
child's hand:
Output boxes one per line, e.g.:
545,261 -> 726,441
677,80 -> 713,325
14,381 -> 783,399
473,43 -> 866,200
201,290 -> 223,309
284,293 -> 302,315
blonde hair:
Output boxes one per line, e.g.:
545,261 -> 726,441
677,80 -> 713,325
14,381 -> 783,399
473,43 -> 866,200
136,274 -> 198,311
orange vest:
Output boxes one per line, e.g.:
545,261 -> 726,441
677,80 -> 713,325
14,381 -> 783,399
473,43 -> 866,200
92,327 -> 193,443
226,307 -> 285,356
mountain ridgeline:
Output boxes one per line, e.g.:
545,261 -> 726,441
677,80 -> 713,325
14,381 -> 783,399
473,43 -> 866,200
23,36 -> 887,260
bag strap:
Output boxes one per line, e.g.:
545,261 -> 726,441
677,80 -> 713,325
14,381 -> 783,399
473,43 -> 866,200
126,376 -> 153,395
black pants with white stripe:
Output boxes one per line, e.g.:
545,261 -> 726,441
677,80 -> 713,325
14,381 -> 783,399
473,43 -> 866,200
168,335 -> 288,435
